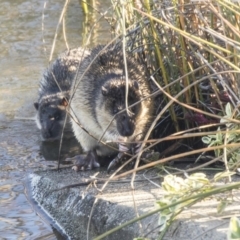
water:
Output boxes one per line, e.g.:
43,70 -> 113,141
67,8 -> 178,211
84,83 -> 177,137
0,0 -> 111,239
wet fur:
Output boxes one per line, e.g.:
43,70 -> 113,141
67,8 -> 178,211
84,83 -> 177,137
35,47 -> 90,141
70,45 -> 154,161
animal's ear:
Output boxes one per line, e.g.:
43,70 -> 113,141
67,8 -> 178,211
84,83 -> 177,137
133,81 -> 139,90
102,86 -> 108,96
60,97 -> 68,107
34,102 -> 39,110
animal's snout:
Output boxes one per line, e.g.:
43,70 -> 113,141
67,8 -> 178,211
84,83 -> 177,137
41,118 -> 55,140
118,113 -> 135,137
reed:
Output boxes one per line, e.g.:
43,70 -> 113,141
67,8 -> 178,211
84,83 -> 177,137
104,1 -> 240,238
110,0 -> 240,171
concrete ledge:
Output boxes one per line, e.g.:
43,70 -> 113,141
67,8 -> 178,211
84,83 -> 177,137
28,167 -> 240,240
29,167 -> 162,239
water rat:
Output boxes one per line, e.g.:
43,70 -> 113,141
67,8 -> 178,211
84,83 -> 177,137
69,45 -> 154,171
34,47 -> 90,141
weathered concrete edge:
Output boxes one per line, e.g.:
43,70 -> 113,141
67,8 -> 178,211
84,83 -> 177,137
28,172 -> 156,240
28,173 -> 70,238
27,169 -> 238,240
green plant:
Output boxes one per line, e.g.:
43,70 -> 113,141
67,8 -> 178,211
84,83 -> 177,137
202,103 -> 240,171
228,216 -> 240,240
94,171 -> 239,240
156,172 -> 236,238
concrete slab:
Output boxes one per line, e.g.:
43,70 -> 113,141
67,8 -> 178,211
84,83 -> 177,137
28,167 -> 240,240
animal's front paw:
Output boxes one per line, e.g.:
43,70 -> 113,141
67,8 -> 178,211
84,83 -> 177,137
107,152 -> 124,173
66,150 -> 100,171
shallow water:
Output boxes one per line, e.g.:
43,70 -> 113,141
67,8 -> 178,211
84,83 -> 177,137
0,0 -> 111,239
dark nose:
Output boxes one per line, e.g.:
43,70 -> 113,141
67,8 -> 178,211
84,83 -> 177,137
120,113 -> 135,136
41,120 -> 53,139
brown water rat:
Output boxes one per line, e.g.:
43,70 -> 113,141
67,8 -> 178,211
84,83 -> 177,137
69,45 -> 154,172
34,47 -> 90,141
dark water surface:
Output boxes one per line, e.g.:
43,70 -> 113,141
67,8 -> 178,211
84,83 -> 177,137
0,0 -> 111,239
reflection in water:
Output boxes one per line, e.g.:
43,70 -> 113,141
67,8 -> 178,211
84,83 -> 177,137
40,135 -> 81,161
0,120 -> 59,239
0,0 -> 111,239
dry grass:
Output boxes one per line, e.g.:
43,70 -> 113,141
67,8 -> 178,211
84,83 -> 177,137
109,0 -> 240,175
